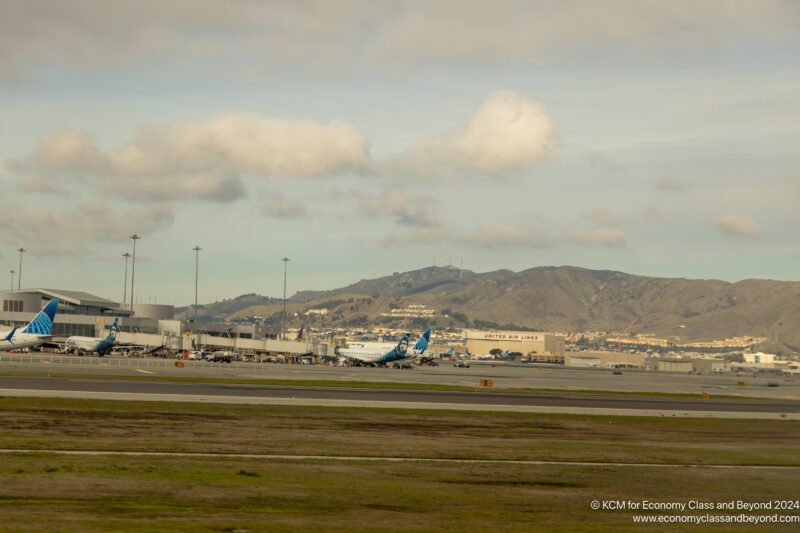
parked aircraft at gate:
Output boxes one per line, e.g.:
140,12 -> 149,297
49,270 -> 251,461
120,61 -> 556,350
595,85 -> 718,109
338,328 -> 431,367
0,299 -> 59,352
64,318 -> 120,356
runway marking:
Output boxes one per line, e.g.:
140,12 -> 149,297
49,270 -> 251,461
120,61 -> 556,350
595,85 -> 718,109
0,449 -> 797,469
134,369 -> 154,375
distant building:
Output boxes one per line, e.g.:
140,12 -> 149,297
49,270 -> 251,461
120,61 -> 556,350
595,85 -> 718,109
0,288 -> 185,337
656,358 -> 694,373
1,289 -> 134,337
566,351 -> 644,368
743,352 -> 775,364
692,358 -> 727,373
0,288 -> 314,356
463,329 -> 564,362
657,358 -> 728,373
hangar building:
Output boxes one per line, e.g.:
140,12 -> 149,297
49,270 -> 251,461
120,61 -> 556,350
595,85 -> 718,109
463,329 -> 565,362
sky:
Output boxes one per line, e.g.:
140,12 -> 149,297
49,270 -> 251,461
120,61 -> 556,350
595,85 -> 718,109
1,1 -> 799,306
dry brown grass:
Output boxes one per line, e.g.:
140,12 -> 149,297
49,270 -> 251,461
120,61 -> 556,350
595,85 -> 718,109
1,397 -> 799,531
2,397 -> 799,466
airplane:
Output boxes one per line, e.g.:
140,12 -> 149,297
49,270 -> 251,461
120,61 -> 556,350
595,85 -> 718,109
404,327 -> 432,368
0,299 -> 59,352
409,328 -> 431,357
339,328 -> 431,368
478,350 -> 511,361
339,333 -> 416,366
64,318 -> 120,356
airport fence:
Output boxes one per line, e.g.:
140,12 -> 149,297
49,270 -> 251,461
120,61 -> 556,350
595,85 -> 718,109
0,353 -> 274,371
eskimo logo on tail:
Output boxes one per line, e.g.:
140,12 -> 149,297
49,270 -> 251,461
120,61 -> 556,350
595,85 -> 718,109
396,335 -> 410,356
22,299 -> 59,335
109,318 -> 120,341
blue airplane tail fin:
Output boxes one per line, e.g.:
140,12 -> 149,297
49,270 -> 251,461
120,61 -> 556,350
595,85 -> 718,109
412,328 -> 431,353
22,299 -> 59,335
107,318 -> 120,341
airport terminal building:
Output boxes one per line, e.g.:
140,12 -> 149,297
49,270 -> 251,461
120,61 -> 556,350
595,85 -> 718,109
0,288 -> 314,357
1,289 -> 137,337
463,329 -> 565,362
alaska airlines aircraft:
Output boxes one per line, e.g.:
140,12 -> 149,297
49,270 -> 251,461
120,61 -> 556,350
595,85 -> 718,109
0,298 -> 59,352
64,318 -> 120,356
338,332 -> 418,366
338,329 -> 431,367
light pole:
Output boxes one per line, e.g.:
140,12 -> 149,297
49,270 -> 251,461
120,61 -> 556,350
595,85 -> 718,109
122,252 -> 132,305
17,247 -> 25,290
281,257 -> 290,340
129,235 -> 140,312
193,246 -> 202,320
9,270 -> 14,291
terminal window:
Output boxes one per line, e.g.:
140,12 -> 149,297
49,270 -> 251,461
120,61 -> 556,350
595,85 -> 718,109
3,300 -> 23,312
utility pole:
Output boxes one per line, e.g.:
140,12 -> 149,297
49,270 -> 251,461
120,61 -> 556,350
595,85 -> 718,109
281,257 -> 290,340
122,252 -> 131,305
193,246 -> 202,320
129,235 -> 140,312
9,270 -> 14,291
17,247 -> 25,290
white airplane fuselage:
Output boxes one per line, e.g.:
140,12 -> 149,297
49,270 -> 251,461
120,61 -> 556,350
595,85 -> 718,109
64,336 -> 114,355
338,335 -> 411,365
0,332 -> 52,351
0,298 -> 60,352
337,348 -> 416,365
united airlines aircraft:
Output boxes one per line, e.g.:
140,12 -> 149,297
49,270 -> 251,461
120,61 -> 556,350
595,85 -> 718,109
0,299 -> 59,352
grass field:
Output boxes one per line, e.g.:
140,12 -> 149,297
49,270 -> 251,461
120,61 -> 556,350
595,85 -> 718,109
1,397 -> 799,531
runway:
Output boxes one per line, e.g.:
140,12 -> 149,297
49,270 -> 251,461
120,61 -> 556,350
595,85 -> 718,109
2,375 -> 799,419
2,353 -> 799,400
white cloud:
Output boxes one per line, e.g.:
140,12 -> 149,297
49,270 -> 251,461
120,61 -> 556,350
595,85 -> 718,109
10,112 -> 372,201
569,228 -> 627,247
0,203 -> 174,255
712,214 -> 762,238
2,1 -> 797,81
136,113 -> 371,179
413,90 -> 557,176
372,1 -> 800,66
358,189 -> 442,228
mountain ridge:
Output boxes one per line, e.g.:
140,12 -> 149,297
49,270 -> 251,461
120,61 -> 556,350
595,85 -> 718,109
179,266 -> 800,353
